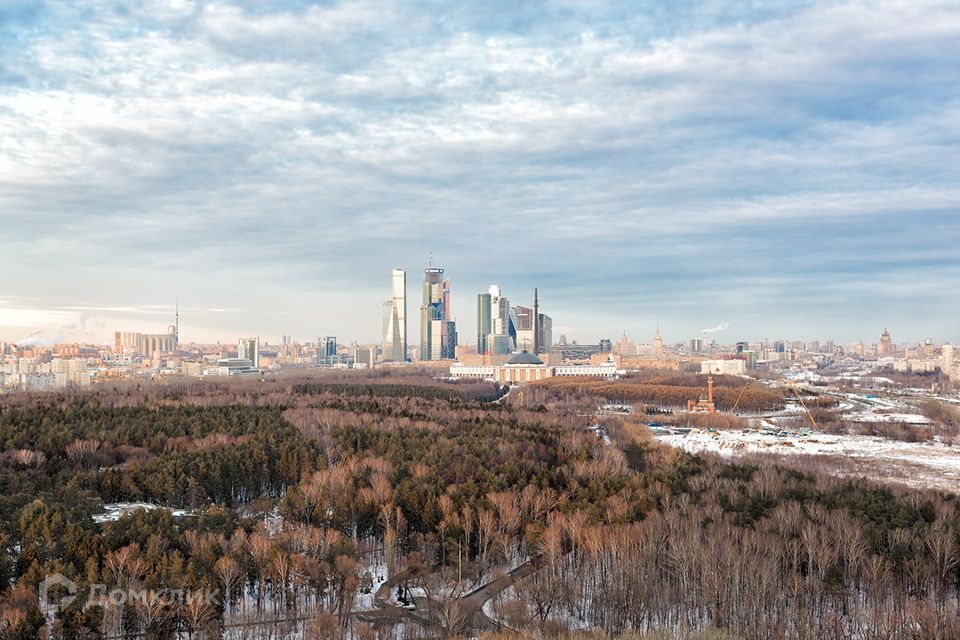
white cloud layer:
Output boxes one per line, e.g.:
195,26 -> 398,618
1,0 -> 958,344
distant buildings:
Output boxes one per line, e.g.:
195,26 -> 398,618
317,336 -> 337,365
877,328 -> 894,357
354,346 -> 375,369
652,326 -> 664,355
450,351 -> 620,383
238,337 -> 260,368
476,286 -> 551,356
113,327 -> 176,356
205,357 -> 260,377
615,333 -> 637,356
700,359 -> 746,375
113,305 -> 179,356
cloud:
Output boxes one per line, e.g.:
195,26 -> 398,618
1,0 -> 958,344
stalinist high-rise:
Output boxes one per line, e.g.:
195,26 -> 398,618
382,268 -> 407,362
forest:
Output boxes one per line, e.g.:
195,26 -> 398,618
0,373 -> 956,639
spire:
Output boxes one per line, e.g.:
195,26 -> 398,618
533,288 -> 540,355
175,298 -> 179,346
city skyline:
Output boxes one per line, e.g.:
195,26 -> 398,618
1,283 -> 957,350
2,1 -> 959,345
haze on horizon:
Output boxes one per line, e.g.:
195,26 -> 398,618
1,0 -> 958,347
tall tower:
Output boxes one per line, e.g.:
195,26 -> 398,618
477,293 -> 492,354
943,344 -> 955,379
533,289 -> 540,354
877,328 -> 893,357
238,337 -> 260,368
174,299 -> 179,346
420,266 -> 445,360
383,269 -> 407,362
653,325 -> 663,355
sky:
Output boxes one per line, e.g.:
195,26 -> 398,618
1,0 -> 958,348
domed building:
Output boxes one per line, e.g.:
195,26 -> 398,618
449,350 -> 621,384
495,350 -> 552,383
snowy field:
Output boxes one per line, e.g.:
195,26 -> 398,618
657,429 -> 960,492
93,502 -> 194,523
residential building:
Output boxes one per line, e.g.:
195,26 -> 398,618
238,337 -> 260,368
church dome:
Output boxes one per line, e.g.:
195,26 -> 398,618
506,351 -> 544,365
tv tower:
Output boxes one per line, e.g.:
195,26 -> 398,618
533,288 -> 540,354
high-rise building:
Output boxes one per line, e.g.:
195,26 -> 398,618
421,267 -> 444,360
443,321 -> 458,359
238,337 -> 260,368
420,266 -> 456,360
477,293 -> 492,354
537,313 -> 553,354
382,269 -> 407,362
487,285 -> 515,351
690,338 -> 704,353
318,336 -> 337,365
599,338 -> 612,353
877,328 -> 894,357
653,326 -> 664,355
513,305 -> 535,351
942,344 -> 954,378
114,332 -> 140,353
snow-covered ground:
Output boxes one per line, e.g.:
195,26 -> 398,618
657,429 -> 960,492
845,411 -> 932,425
355,552 -> 389,611
93,502 -> 194,523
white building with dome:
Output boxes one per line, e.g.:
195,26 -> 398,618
449,351 -> 620,384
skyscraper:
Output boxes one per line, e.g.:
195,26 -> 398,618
318,336 -> 337,365
537,313 -> 552,353
488,285 -> 515,350
382,269 -> 407,362
238,337 -> 260,368
513,304 -> 535,351
420,266 -> 456,360
877,328 -> 894,357
653,326 -> 663,355
477,293 -> 492,354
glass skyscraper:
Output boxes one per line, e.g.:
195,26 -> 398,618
382,268 -> 407,362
